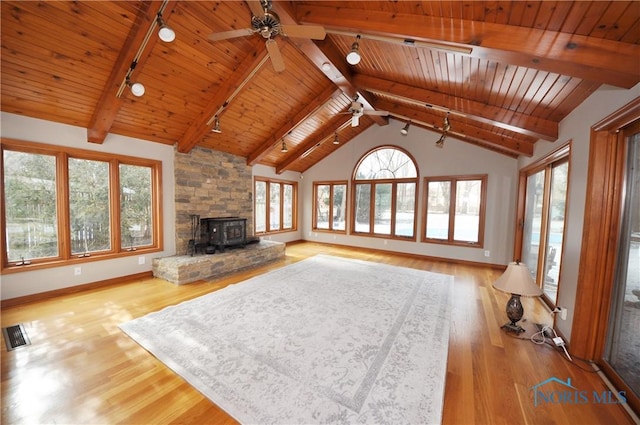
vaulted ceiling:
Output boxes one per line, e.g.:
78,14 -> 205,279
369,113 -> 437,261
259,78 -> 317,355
2,1 -> 639,173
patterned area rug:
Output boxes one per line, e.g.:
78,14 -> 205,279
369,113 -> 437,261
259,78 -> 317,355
120,254 -> 453,424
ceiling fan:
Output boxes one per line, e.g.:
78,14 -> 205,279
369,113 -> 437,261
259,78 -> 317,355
341,98 -> 389,127
207,0 -> 326,73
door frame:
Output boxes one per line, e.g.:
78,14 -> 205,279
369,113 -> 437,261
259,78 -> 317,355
571,97 -> 640,414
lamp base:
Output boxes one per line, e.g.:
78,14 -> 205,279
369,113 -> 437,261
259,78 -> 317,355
501,294 -> 525,334
501,322 -> 526,333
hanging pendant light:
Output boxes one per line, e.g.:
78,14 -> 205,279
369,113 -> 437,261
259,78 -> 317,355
400,121 -> 411,136
126,76 -> 145,97
346,35 -> 362,65
156,13 -> 176,43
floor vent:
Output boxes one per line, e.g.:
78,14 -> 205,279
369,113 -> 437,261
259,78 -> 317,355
2,324 -> 31,351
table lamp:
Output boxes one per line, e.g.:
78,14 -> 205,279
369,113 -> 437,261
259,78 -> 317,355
492,261 -> 543,333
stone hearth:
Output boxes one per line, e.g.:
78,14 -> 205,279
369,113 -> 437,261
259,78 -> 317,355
152,240 -> 285,285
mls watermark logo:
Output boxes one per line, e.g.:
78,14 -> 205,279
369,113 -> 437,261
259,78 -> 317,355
530,377 -> 627,407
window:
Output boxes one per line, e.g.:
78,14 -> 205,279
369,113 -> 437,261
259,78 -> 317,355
516,145 -> 569,307
1,139 -> 162,271
313,181 -> 347,232
423,175 -> 487,246
254,177 -> 297,234
69,158 -> 111,255
352,147 -> 418,239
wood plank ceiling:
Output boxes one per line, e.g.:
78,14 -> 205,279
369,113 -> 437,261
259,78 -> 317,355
2,1 -> 639,173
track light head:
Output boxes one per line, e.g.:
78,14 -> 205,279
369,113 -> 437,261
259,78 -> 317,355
126,77 -> 145,97
435,134 -> 446,148
400,121 -> 410,136
280,140 -> 288,153
443,113 -> 451,132
211,117 -> 221,133
346,35 -> 361,65
156,14 -> 175,43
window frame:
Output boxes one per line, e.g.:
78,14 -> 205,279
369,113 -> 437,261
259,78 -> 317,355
253,176 -> 297,235
514,144 -> 570,309
1,138 -> 163,273
350,146 -> 418,241
421,174 -> 488,247
312,181 -> 348,233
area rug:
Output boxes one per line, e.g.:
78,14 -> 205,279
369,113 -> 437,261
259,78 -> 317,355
119,254 -> 453,424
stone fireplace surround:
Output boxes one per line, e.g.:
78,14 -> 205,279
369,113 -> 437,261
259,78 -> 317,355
152,147 -> 285,284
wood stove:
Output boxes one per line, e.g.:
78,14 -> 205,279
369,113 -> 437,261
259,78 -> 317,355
200,217 -> 247,253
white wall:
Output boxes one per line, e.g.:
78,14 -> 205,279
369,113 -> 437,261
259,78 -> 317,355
300,120 -> 519,265
518,83 -> 640,342
0,112 -> 176,300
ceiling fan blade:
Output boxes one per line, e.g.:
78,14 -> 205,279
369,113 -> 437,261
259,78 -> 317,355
280,24 -> 326,40
363,110 -> 390,116
246,0 -> 265,17
352,114 -> 360,127
208,28 -> 254,42
265,39 -> 285,73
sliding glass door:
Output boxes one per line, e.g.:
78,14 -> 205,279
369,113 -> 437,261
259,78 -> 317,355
518,147 -> 569,307
604,131 -> 640,398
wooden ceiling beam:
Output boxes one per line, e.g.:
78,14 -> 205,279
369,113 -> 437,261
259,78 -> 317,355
296,4 -> 640,89
246,85 -> 342,166
87,1 -> 177,144
176,46 -> 269,153
354,74 -> 558,142
374,99 -> 533,157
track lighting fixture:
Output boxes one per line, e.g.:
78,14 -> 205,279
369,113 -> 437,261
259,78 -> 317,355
400,121 -> 411,136
156,13 -> 175,43
211,117 -> 221,133
346,35 -> 362,65
117,1 -> 172,98
126,76 -> 145,97
333,132 -> 340,145
435,113 -> 450,148
280,139 -> 288,153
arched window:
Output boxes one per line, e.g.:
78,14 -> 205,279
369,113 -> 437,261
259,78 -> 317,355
352,146 -> 418,239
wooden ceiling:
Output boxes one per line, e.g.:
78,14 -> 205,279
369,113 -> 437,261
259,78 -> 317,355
2,1 -> 639,173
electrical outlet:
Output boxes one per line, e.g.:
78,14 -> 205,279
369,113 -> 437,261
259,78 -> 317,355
560,307 -> 568,320
384,240 -> 388,245
138,256 -> 145,265
484,250 -> 490,257
74,267 -> 82,276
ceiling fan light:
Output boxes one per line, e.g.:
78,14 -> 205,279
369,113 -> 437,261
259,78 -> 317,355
157,15 -> 175,42
346,35 -> 361,65
129,81 -> 145,97
400,122 -> 410,136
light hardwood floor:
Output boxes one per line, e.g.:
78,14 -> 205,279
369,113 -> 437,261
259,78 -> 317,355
1,242 -> 636,425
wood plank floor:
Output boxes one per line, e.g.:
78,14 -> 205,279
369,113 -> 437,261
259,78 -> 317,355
1,242 -> 636,424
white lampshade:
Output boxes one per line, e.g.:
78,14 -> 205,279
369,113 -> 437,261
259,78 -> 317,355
130,82 -> 145,97
158,25 -> 176,43
492,261 -> 543,297
346,49 -> 361,65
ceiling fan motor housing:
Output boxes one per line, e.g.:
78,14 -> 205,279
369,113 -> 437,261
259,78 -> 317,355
349,101 -> 364,116
252,12 -> 281,39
